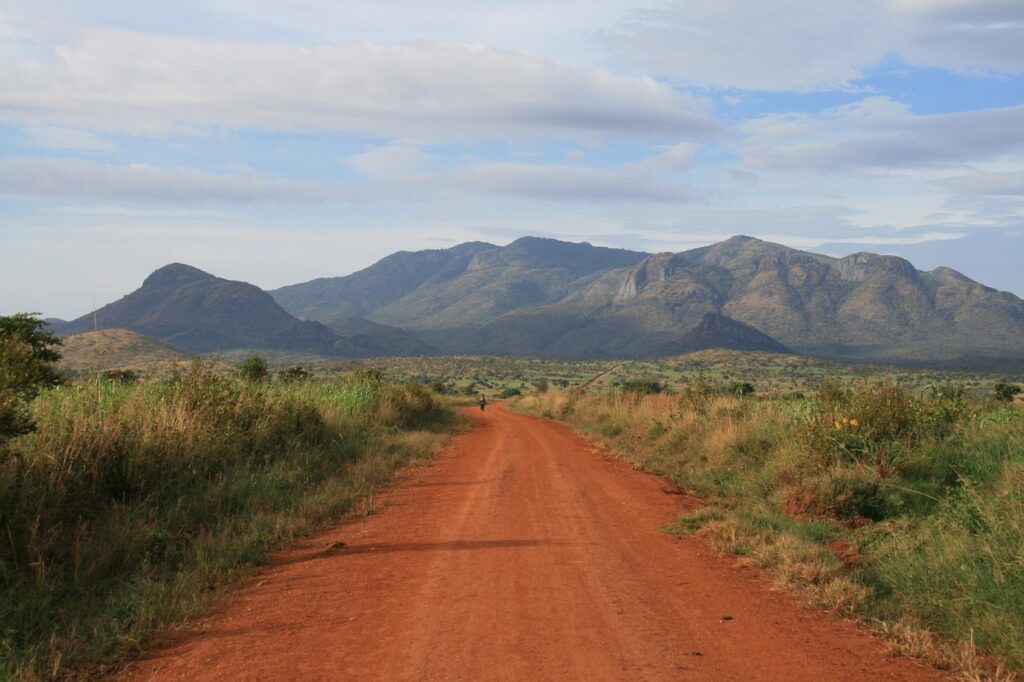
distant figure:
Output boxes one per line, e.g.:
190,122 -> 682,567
479,394 -> 487,411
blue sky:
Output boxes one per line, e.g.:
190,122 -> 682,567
1,0 -> 1023,318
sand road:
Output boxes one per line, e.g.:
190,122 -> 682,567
123,404 -> 941,681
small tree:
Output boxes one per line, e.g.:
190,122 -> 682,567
994,382 -> 1022,403
0,313 -> 63,395
0,313 -> 63,445
237,355 -> 269,383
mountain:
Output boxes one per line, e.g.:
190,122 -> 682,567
274,235 -> 1024,367
272,237 -> 647,329
327,317 -> 439,357
651,313 -> 792,357
49,236 -> 1024,367
272,242 -> 497,324
52,264 -> 437,358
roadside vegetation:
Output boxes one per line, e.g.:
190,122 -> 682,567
515,379 -> 1023,679
0,315 -> 457,679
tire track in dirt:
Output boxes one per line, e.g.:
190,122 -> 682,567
121,404 -> 943,681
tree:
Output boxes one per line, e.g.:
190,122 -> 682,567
0,313 -> 63,396
237,355 -> 269,383
0,313 -> 63,445
994,382 -> 1022,403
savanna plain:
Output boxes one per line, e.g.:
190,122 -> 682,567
2,316 -> 1023,679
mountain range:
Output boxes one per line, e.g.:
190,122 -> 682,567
48,236 -> 1024,368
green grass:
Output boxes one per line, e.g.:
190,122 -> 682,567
515,382 -> 1024,678
0,362 -> 456,679
257,351 -> 1024,402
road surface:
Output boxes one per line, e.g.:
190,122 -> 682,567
122,404 -> 941,681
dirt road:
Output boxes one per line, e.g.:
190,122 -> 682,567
123,404 -> 941,681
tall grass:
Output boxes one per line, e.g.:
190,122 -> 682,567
0,362 -> 454,679
516,384 -> 1024,677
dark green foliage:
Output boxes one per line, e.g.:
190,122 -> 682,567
0,313 -> 63,446
499,387 -> 522,398
237,355 -> 269,382
0,313 -> 63,396
100,369 -> 139,384
729,381 -> 755,396
994,382 -> 1022,403
276,365 -> 311,383
620,377 -> 665,395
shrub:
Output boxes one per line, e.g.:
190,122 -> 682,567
994,382 -> 1022,403
620,377 -> 664,395
277,365 -> 311,383
101,369 -> 139,384
237,355 -> 269,382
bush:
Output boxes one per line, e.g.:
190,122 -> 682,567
620,377 -> 664,395
237,355 -> 269,382
276,365 -> 311,383
994,382 -> 1022,403
729,381 -> 755,396
500,387 -> 522,398
100,369 -> 139,384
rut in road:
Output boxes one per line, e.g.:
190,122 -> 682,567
122,404 -> 941,681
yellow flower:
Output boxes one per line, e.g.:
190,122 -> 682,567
834,420 -> 844,430
850,418 -> 859,427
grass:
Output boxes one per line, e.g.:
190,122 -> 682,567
225,350 -> 1024,401
514,382 -> 1024,679
0,362 -> 457,679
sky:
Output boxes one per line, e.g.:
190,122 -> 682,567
1,0 -> 1023,318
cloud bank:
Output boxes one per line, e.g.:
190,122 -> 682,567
0,30 -> 721,141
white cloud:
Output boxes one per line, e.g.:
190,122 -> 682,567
0,158 -> 341,204
603,0 -> 1024,91
455,161 -> 701,203
627,142 -> 696,174
0,30 -> 722,142
345,144 -> 429,178
21,124 -> 113,151
938,170 -> 1024,196
741,97 -> 1024,172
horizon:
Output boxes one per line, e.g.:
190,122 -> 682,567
2,1 -> 1023,317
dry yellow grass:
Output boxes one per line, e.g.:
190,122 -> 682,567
58,329 -> 233,376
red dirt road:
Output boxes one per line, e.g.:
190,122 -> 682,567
123,405 -> 942,681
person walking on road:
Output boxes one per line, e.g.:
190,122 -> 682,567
479,394 -> 487,411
